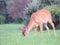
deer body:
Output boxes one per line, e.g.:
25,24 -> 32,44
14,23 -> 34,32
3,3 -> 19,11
22,9 -> 56,36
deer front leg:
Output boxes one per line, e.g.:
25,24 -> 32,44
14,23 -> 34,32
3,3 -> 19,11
39,23 -> 43,35
33,25 -> 37,34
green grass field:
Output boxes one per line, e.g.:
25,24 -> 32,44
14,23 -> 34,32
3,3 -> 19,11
0,24 -> 60,45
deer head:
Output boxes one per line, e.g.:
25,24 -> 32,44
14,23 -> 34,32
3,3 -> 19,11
22,27 -> 29,36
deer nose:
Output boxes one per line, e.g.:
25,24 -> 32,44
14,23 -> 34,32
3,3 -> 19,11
22,31 -> 25,36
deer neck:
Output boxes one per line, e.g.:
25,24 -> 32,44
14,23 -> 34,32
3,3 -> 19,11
26,19 -> 34,32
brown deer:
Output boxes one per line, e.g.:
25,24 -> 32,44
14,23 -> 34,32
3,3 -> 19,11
22,9 -> 56,36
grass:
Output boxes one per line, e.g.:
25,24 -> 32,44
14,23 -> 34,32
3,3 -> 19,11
0,24 -> 60,45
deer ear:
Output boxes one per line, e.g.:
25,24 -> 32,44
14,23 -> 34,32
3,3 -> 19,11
22,27 -> 26,32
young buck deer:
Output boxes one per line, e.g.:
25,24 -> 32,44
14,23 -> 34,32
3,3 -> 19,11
22,9 -> 56,36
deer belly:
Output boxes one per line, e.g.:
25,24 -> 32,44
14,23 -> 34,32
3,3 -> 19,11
43,20 -> 48,24
40,16 -> 49,24
39,18 -> 48,24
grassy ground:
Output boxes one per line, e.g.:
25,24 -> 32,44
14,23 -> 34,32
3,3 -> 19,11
0,24 -> 60,45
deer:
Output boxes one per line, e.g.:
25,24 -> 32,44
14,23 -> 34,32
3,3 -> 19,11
22,9 -> 56,36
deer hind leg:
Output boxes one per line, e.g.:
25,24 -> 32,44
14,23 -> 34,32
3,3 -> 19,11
44,23 -> 50,36
49,20 -> 56,36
